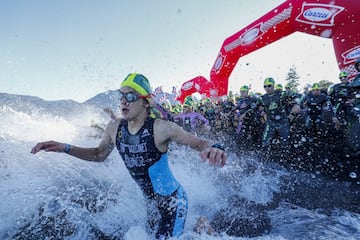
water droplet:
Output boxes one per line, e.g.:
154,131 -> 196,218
349,172 -> 357,179
320,29 -> 332,38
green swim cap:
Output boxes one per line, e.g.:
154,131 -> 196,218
312,83 -> 320,90
184,95 -> 193,103
275,84 -> 283,90
203,98 -> 211,104
121,73 -> 152,97
183,98 -> 193,107
172,104 -> 182,114
240,85 -> 249,92
338,71 -> 348,79
264,77 -> 275,86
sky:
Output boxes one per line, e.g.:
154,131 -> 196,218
0,0 -> 340,102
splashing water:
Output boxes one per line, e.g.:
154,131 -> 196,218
0,100 -> 360,240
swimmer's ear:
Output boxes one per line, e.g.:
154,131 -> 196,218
147,97 -> 155,105
143,98 -> 150,108
144,95 -> 156,108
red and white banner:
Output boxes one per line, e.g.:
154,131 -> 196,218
177,0 -> 360,102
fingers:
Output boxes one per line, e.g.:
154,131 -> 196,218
30,141 -> 63,154
215,151 -> 226,167
30,142 -> 46,154
200,147 -> 227,167
31,142 -> 45,154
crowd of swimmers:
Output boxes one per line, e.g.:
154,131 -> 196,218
150,58 -> 360,181
97,59 -> 359,180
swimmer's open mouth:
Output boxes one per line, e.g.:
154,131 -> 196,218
121,107 -> 129,114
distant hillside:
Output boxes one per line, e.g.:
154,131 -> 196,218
0,91 -> 119,117
83,90 -> 120,109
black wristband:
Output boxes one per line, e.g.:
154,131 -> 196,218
211,143 -> 225,151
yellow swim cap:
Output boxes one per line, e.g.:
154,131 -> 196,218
121,73 -> 152,97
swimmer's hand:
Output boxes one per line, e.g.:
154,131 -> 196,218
31,141 -> 67,154
199,145 -> 226,167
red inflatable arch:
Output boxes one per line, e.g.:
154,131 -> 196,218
177,0 -> 360,103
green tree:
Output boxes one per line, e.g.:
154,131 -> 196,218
285,66 -> 300,92
318,79 -> 334,92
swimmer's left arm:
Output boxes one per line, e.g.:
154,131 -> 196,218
155,119 -> 226,166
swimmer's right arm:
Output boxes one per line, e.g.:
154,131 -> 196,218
30,120 -> 118,162
31,137 -> 114,162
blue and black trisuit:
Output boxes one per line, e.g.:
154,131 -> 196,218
116,117 -> 188,239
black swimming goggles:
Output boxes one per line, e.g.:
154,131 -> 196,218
119,91 -> 150,103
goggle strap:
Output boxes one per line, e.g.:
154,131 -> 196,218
138,94 -> 153,99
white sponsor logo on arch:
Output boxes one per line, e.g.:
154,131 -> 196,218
341,46 -> 360,65
296,3 -> 344,26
